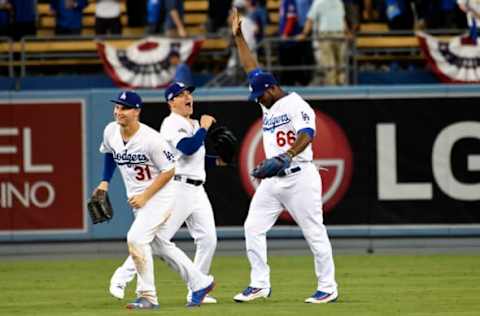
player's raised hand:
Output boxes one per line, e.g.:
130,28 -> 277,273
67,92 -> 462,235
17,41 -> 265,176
231,7 -> 242,37
200,115 -> 216,130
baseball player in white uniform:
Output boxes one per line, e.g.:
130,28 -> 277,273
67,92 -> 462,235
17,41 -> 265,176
95,90 -> 214,309
107,83 -> 219,304
231,9 -> 338,304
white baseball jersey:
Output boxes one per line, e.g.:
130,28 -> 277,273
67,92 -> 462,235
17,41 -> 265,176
261,92 -> 315,161
160,112 -> 206,182
100,122 -> 176,198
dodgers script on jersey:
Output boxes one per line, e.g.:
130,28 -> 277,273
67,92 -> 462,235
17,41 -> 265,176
160,112 -> 207,182
261,92 -> 315,161
100,122 -> 176,198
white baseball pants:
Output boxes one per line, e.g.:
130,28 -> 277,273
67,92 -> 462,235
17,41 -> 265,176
244,163 -> 337,293
112,181 -> 217,295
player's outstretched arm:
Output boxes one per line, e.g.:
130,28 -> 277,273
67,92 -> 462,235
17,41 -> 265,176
231,7 -> 258,73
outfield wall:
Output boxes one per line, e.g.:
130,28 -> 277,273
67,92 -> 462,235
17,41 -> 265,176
0,85 -> 479,241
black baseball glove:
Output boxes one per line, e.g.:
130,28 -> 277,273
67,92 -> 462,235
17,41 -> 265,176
251,153 -> 292,179
87,189 -> 113,224
209,126 -> 238,164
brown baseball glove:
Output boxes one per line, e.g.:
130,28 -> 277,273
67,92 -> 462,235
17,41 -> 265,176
87,189 -> 113,224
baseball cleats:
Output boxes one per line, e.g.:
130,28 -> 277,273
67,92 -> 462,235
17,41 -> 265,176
233,287 -> 271,302
304,290 -> 338,304
202,295 -> 218,304
126,297 -> 159,309
187,281 -> 215,307
187,292 -> 218,304
109,283 -> 125,300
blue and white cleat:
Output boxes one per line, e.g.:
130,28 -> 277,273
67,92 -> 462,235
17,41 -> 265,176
304,290 -> 338,304
187,291 -> 218,304
233,287 -> 271,302
126,297 -> 160,309
187,281 -> 215,307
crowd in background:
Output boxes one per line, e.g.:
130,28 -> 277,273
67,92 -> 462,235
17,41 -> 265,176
0,0 -> 477,86
0,1 -> 474,39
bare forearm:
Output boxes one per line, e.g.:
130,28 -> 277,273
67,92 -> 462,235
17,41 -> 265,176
170,10 -> 186,33
470,10 -> 480,21
303,19 -> 313,36
234,32 -> 259,73
286,132 -> 311,157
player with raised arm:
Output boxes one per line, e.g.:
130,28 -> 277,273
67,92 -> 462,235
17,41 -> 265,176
230,8 -> 338,304
107,82 -> 237,305
94,90 -> 214,309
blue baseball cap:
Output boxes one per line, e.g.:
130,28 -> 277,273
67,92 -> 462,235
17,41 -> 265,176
110,90 -> 143,109
165,82 -> 195,101
248,71 -> 278,102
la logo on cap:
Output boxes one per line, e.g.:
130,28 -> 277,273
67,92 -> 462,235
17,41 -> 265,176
120,92 -> 127,100
178,82 -> 185,87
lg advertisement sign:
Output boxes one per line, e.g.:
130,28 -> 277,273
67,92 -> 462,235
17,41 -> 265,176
0,102 -> 86,234
377,122 -> 480,201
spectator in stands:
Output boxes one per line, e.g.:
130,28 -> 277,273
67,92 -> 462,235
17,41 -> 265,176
164,0 -> 187,37
50,0 -> 88,35
344,0 -> 361,33
10,0 -> 36,41
245,0 -> 267,44
298,0 -> 348,85
0,0 -> 12,38
458,0 -> 480,26
384,0 -> 414,29
147,0 -> 164,34
95,0 -> 122,35
458,0 -> 480,42
146,0 -> 187,37
206,0 -> 232,33
423,1 -> 464,29
295,0 -> 315,84
167,50 -> 193,85
278,0 -> 311,86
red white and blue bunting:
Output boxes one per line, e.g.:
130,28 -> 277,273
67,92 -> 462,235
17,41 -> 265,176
97,37 -> 203,88
417,31 -> 480,83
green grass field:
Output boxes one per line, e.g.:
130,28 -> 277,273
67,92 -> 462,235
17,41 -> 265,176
1,254 -> 479,316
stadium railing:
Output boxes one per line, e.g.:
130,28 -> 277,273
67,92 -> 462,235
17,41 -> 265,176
0,37 -> 13,78
14,35 -> 230,77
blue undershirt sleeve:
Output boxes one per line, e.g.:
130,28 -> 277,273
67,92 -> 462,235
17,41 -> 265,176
176,128 -> 207,155
297,127 -> 315,140
102,153 -> 116,182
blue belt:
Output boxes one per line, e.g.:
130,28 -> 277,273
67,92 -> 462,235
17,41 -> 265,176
278,166 -> 301,177
174,175 -> 203,186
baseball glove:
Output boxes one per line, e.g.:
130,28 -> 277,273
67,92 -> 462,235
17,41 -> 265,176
87,189 -> 113,224
251,153 -> 292,179
209,126 -> 238,163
